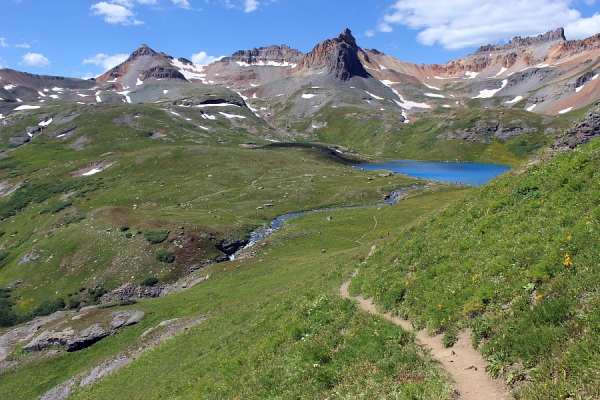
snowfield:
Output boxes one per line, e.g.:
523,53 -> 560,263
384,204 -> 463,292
474,80 -> 508,99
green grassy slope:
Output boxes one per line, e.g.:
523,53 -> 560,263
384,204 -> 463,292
0,102 -> 427,314
0,184 -> 468,399
352,138 -> 600,398
264,99 -> 582,165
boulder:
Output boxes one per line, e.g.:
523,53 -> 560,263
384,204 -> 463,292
218,238 -> 248,255
23,310 -> 144,353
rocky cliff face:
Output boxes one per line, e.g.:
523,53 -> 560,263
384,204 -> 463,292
546,33 -> 600,61
221,45 -> 303,65
475,28 -> 566,54
554,102 -> 600,149
298,28 -> 370,81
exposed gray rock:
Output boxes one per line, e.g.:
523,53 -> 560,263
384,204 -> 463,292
475,28 -> 566,53
553,102 -> 600,149
18,250 -> 41,264
23,310 -> 144,353
100,282 -> 166,303
439,119 -> 538,143
221,44 -> 303,65
218,237 -> 248,255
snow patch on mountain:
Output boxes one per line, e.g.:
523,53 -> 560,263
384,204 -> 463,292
171,59 -> 206,81
495,67 -> 508,77
474,79 -> 508,99
118,90 -> 132,103
219,112 -> 246,119
365,91 -> 383,100
424,83 -> 441,90
505,96 -> 523,104
14,105 -> 41,110
425,93 -> 445,98
196,103 -> 239,108
38,118 -> 53,127
558,107 -> 573,114
380,80 -> 431,109
302,94 -> 316,99
235,60 -> 297,68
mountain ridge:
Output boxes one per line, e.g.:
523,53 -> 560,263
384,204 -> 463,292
1,27 -> 600,118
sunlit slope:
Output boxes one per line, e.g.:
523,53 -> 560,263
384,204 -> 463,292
352,138 -> 600,398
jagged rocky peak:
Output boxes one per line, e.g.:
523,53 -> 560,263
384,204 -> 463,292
299,28 -> 370,81
222,45 -> 304,64
336,28 -> 359,51
476,28 -> 567,53
129,44 -> 160,59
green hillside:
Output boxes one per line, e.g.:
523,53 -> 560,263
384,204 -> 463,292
0,90 -> 598,399
352,138 -> 600,399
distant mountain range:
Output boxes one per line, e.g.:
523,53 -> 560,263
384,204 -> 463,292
1,27 -> 599,121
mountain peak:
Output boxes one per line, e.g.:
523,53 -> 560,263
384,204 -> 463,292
298,28 -> 369,81
129,44 -> 160,60
336,28 -> 359,51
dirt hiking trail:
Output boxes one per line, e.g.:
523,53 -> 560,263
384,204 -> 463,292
340,280 -> 511,400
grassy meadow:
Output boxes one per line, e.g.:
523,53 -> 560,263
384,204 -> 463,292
0,94 -> 597,399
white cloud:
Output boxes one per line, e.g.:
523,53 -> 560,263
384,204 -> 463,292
20,53 -> 50,67
171,0 -> 191,9
565,13 -> 600,39
244,0 -> 259,12
191,51 -> 224,64
15,42 -> 30,49
83,53 -> 129,70
379,0 -> 600,49
91,1 -> 143,25
0,38 -> 7,48
365,30 -> 376,37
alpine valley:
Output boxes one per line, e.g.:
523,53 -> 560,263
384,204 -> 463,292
0,28 -> 598,399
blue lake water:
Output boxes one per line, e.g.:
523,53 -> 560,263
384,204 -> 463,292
355,160 -> 511,186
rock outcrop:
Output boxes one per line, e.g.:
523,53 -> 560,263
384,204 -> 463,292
554,102 -> 600,149
23,310 -> 144,353
475,28 -> 566,54
221,45 -> 303,65
298,28 -> 370,81
100,282 -> 166,303
439,119 -> 539,143
218,237 -> 248,255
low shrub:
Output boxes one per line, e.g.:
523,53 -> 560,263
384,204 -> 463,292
155,249 -> 175,263
141,276 -> 159,286
144,229 -> 169,244
29,298 -> 66,318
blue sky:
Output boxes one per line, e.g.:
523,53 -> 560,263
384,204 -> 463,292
1,0 -> 599,78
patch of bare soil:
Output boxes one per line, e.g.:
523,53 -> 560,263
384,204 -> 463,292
340,280 -> 511,400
